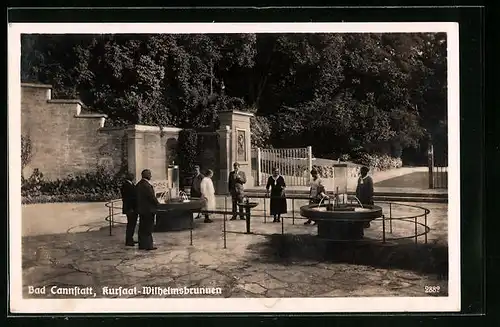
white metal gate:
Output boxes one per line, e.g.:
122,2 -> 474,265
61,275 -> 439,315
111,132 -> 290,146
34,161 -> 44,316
255,146 -> 313,186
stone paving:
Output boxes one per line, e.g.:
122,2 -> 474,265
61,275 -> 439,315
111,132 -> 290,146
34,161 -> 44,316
21,201 -> 449,299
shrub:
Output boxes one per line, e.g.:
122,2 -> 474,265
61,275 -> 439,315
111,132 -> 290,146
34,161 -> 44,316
354,153 -> 403,171
312,165 -> 334,178
312,164 -> 360,179
176,129 -> 198,188
21,167 -> 125,204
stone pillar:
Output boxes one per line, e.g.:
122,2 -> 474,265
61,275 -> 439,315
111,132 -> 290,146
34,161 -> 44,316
126,127 -> 143,183
217,125 -> 231,194
218,110 -> 255,194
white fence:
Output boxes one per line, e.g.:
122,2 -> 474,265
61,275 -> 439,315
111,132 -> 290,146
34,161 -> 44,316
251,146 -> 363,190
254,147 -> 313,186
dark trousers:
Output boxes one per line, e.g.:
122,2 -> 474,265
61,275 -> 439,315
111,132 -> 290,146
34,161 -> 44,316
191,191 -> 202,217
231,196 -> 244,219
125,211 -> 138,244
138,213 -> 155,249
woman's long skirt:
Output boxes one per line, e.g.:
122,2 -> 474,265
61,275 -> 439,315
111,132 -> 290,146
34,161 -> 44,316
270,190 -> 287,215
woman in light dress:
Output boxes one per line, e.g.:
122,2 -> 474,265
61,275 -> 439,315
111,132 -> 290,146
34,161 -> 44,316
200,169 -> 216,223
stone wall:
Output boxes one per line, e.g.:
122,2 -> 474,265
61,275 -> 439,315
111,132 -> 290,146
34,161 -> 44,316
125,125 -> 181,183
21,83 -> 125,180
21,84 -> 251,197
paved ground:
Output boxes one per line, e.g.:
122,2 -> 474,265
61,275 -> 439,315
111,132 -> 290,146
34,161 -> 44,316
21,199 -> 449,299
374,172 -> 447,189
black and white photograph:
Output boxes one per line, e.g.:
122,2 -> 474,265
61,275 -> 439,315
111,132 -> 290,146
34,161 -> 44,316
9,22 -> 460,313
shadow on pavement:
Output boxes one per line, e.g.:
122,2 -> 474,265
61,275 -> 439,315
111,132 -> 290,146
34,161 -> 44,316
247,233 -> 448,279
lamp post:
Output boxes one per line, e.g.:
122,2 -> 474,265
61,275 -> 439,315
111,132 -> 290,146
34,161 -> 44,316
428,143 -> 434,189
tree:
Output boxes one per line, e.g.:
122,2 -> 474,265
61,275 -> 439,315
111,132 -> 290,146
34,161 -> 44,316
21,32 -> 447,162
175,129 -> 198,188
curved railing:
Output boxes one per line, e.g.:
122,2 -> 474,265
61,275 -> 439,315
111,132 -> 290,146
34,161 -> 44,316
105,194 -> 431,247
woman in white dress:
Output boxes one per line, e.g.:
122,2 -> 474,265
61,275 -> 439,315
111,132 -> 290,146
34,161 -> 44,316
200,169 -> 216,223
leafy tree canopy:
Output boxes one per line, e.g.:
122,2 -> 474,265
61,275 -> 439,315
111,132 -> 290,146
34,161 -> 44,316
22,32 -> 447,159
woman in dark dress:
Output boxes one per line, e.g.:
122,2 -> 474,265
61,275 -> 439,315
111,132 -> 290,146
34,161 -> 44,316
265,168 -> 287,222
356,166 -> 374,228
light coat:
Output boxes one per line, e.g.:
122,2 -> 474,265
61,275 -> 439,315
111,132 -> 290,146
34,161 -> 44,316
200,176 -> 216,212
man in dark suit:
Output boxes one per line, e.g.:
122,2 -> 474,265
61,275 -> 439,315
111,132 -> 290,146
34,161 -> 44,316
190,165 -> 204,219
120,172 -> 138,246
135,169 -> 160,251
228,162 -> 246,220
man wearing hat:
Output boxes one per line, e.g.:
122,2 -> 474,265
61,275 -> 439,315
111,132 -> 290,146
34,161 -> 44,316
135,169 -> 160,250
228,162 -> 246,220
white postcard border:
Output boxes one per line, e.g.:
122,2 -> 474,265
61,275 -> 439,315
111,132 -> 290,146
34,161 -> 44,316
8,22 -> 460,313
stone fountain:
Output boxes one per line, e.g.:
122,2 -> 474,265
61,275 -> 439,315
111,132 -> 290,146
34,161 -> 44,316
299,163 -> 383,241
155,165 -> 205,232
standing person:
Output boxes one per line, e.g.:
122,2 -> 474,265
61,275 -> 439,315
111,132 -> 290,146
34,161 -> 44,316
265,168 -> 287,223
200,169 -> 216,223
228,162 -> 246,220
190,165 -> 204,219
356,166 -> 374,205
356,166 -> 374,228
304,169 -> 328,225
135,169 -> 160,251
121,172 -> 138,247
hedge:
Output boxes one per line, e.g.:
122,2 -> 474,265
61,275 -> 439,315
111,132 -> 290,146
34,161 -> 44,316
175,129 -> 198,188
21,167 -> 124,204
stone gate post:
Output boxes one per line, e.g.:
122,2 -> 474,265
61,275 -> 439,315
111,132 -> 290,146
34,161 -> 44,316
217,110 -> 255,194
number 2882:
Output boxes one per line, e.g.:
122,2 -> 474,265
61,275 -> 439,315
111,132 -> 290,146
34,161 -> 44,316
424,286 -> 440,293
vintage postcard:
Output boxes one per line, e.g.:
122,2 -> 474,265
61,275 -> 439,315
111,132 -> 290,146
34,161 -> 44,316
9,22 -> 460,313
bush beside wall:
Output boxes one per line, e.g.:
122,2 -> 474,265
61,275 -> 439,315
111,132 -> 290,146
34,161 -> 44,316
21,167 -> 126,204
355,153 -> 403,171
175,129 -> 198,188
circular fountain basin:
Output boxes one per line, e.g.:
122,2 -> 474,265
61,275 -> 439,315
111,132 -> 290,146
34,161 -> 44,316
300,203 -> 383,241
155,198 -> 205,232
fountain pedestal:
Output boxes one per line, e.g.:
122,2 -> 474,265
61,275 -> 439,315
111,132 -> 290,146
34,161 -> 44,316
154,198 -> 205,232
317,220 -> 365,240
236,202 -> 259,234
300,203 -> 383,242
155,210 -> 193,232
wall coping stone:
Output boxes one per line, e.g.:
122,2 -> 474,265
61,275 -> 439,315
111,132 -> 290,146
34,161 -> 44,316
125,124 -> 183,133
21,83 -> 52,88
219,110 -> 255,118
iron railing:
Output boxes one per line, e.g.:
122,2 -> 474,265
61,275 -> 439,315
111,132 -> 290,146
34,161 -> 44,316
105,195 -> 431,248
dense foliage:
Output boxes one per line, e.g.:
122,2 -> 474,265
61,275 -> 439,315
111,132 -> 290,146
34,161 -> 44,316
175,129 -> 198,188
21,167 -> 126,204
22,32 -> 447,162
